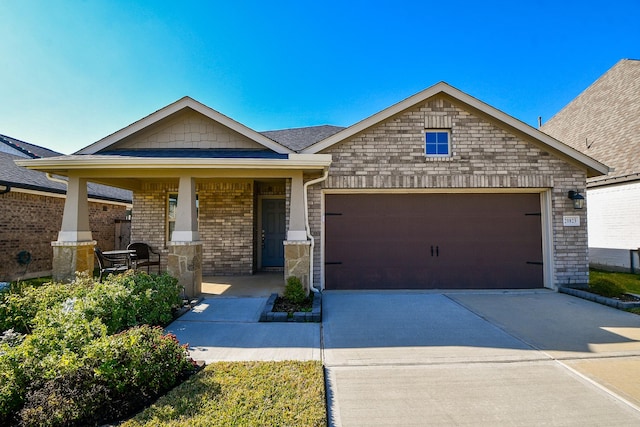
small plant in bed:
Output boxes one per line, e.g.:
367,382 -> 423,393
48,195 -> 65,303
273,276 -> 312,315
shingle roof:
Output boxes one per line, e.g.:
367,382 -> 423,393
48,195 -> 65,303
260,125 -> 346,151
0,134 -> 61,158
541,59 -> 640,183
0,135 -> 132,203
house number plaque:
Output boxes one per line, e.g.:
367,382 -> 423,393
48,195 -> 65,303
563,215 -> 580,227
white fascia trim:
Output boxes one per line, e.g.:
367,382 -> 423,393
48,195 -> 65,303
15,154 -> 332,171
302,82 -> 608,177
75,97 -> 294,155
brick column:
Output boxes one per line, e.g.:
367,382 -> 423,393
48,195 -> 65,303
284,240 -> 311,294
167,241 -> 202,299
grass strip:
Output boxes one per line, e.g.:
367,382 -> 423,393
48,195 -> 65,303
590,269 -> 640,294
121,360 -> 326,427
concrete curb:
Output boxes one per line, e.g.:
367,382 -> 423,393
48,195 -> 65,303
559,287 -> 640,310
260,292 -> 322,322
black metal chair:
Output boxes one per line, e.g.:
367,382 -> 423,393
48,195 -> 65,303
94,248 -> 128,282
127,242 -> 161,273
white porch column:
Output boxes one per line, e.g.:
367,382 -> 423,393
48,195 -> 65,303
168,176 -> 202,298
171,176 -> 200,242
58,176 -> 92,242
52,176 -> 95,282
287,171 -> 307,241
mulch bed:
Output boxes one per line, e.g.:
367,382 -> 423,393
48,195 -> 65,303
583,290 -> 640,302
272,296 -> 313,314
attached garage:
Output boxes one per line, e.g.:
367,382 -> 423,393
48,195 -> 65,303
324,193 -> 544,290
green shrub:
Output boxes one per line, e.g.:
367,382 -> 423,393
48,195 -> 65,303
589,278 -> 626,298
284,276 -> 307,304
0,274 -> 93,334
0,356 -> 22,426
0,271 -> 191,425
85,326 -> 197,420
18,367 -> 111,427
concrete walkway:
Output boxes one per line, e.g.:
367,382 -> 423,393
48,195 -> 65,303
167,290 -> 640,426
166,296 -> 320,362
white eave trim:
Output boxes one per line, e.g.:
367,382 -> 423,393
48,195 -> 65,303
301,82 -> 609,177
15,153 -> 332,171
75,97 -> 294,155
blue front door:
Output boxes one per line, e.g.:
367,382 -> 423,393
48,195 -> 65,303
261,199 -> 285,267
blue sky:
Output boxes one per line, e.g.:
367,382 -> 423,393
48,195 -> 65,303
1,1 -> 639,154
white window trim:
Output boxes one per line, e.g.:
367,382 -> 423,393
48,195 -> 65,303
423,129 -> 451,158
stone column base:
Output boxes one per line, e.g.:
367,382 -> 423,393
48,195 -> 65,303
284,240 -> 311,294
51,240 -> 96,283
168,241 -> 202,299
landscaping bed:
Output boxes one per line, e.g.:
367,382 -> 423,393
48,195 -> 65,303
560,269 -> 640,311
559,286 -> 640,310
0,271 -> 199,426
260,291 -> 322,322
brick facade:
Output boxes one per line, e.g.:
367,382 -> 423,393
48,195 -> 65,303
307,96 -> 589,287
0,191 -> 128,281
131,179 -> 258,276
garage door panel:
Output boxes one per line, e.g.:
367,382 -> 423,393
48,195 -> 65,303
325,193 -> 543,290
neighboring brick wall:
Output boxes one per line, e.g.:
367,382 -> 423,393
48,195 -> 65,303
131,180 -> 255,276
0,191 -> 127,281
307,96 -> 589,287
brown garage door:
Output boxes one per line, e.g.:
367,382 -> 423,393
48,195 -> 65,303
325,193 -> 543,290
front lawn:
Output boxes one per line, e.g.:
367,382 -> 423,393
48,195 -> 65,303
122,360 -> 327,427
590,269 -> 640,294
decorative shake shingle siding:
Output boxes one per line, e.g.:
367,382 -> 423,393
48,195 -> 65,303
116,110 -> 265,151
306,96 -> 589,287
131,180 -> 254,276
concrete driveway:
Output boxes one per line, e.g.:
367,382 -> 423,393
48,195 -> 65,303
323,290 -> 640,426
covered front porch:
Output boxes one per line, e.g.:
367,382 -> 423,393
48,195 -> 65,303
14,96 -> 332,296
17,155 -> 330,298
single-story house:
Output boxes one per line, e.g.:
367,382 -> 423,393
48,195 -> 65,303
541,59 -> 640,272
0,134 -> 132,281
15,82 -> 608,295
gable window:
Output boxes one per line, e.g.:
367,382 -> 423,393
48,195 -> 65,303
425,130 -> 450,157
167,193 -> 199,242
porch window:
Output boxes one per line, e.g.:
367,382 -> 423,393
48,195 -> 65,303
167,193 -> 199,242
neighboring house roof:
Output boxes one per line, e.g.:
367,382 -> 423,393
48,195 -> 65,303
261,125 -> 346,151
541,59 -> 640,185
1,135 -> 132,203
301,82 -> 608,178
0,133 -> 61,158
76,96 -> 295,155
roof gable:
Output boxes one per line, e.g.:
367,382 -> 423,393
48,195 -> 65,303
302,82 -> 608,178
541,59 -> 640,182
76,97 -> 294,155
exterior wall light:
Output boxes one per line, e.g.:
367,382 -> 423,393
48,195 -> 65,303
568,190 -> 585,210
